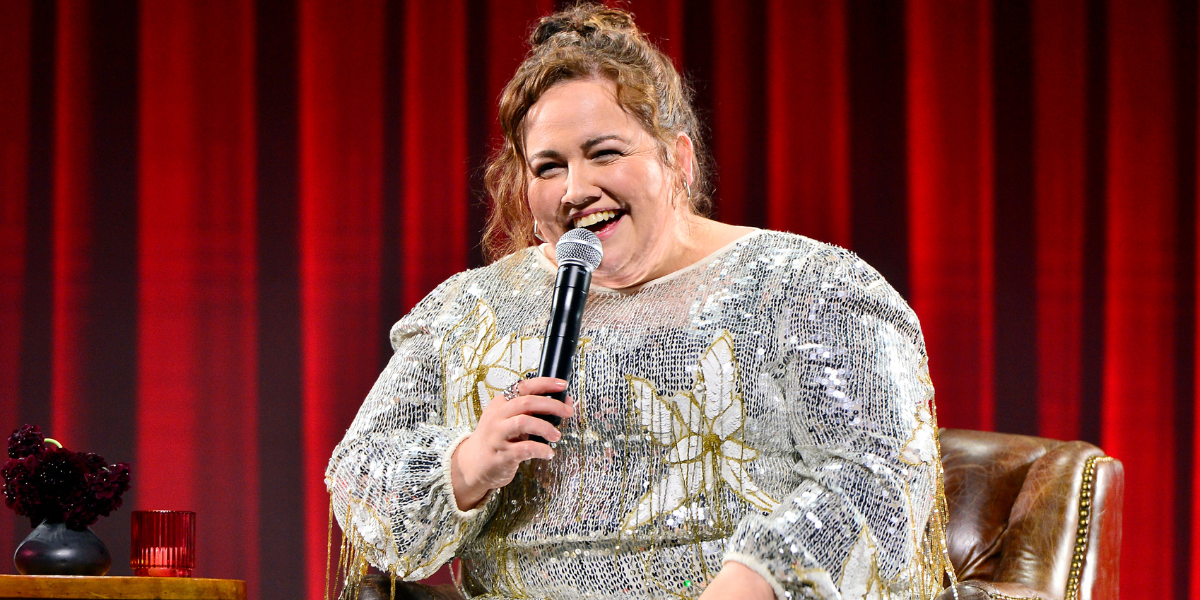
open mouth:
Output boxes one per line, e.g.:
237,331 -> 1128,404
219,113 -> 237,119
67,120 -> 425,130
572,209 -> 624,232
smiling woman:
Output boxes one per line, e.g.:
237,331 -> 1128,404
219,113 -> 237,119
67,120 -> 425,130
482,5 -> 716,257
522,78 -> 751,290
325,4 -> 955,600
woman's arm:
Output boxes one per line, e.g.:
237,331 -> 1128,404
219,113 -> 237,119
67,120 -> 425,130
721,251 -> 945,599
325,276 -> 497,580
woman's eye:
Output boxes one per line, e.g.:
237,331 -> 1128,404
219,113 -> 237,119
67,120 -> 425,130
593,149 -> 622,161
535,164 -> 563,177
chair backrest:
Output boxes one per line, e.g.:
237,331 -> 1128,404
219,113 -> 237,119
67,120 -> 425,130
939,429 -> 1124,600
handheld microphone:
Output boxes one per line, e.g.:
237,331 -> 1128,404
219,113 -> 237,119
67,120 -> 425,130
534,228 -> 603,436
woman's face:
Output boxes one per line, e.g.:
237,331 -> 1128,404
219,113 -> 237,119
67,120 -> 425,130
523,78 -> 691,289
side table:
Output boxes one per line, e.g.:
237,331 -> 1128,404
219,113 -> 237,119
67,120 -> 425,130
0,575 -> 244,600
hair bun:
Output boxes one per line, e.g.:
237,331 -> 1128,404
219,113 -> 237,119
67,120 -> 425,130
530,3 -> 638,46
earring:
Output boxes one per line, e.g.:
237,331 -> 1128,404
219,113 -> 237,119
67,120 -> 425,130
684,179 -> 692,199
533,219 -> 546,242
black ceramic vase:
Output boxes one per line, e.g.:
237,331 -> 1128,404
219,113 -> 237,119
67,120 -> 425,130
13,520 -> 111,576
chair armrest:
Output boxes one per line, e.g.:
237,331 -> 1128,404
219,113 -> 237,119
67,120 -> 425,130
1078,457 -> 1123,600
985,445 -> 1123,600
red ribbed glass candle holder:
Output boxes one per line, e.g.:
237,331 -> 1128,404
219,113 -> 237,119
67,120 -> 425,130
130,510 -> 195,577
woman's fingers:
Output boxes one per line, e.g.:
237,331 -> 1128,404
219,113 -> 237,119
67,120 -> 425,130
505,394 -> 575,419
454,381 -> 577,499
510,440 -> 555,462
505,414 -> 564,443
513,376 -> 567,397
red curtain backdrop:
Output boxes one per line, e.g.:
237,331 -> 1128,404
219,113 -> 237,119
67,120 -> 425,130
138,0 -> 260,591
0,1 -> 1196,599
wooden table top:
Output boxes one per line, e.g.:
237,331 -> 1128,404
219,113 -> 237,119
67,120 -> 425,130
0,575 -> 245,600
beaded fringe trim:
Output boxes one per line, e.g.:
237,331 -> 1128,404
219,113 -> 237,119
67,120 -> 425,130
327,500 -> 389,600
324,463 -> 964,600
319,419 -> 1076,600
921,404 -> 958,600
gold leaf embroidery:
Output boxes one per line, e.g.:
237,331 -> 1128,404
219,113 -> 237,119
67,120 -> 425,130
625,332 -> 777,531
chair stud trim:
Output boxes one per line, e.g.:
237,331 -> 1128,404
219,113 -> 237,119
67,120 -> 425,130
1065,455 -> 1113,600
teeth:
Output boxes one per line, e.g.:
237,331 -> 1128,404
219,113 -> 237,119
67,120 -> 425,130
573,210 -> 618,229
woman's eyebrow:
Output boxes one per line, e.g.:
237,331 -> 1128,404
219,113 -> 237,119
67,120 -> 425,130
529,135 -> 625,162
528,148 -> 563,162
581,134 -> 624,150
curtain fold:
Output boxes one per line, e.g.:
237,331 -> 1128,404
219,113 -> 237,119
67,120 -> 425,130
1033,0 -> 1088,444
137,1 -> 260,597
765,0 -> 850,247
906,0 -> 995,432
0,0 -> 32,568
297,1 -> 386,598
49,0 -> 141,565
708,0 -> 760,227
1103,0 -> 1181,595
0,1 -> 1196,598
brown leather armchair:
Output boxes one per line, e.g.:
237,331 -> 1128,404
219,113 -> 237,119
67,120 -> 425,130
359,428 -> 1125,600
935,429 -> 1124,600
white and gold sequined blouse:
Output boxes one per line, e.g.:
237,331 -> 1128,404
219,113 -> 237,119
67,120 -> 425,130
326,230 -> 954,600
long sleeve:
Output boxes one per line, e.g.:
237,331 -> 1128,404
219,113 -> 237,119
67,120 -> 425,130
724,251 -> 946,599
325,274 -> 499,580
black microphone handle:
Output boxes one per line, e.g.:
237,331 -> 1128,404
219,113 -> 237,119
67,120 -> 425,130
532,263 -> 591,437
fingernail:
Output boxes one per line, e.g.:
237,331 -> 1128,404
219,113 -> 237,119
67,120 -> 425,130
555,379 -> 568,389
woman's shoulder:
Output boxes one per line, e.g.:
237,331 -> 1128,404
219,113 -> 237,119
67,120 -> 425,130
455,246 -> 547,293
739,231 -> 924,349
747,230 -> 887,289
745,230 -> 919,328
744,228 -> 845,258
388,248 -> 544,345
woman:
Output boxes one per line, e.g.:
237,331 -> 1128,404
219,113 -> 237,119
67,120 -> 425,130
326,5 -> 953,599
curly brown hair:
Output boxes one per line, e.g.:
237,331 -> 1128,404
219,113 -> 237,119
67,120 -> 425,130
481,3 -> 713,261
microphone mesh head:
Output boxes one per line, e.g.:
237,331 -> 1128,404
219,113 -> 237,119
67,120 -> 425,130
555,228 -> 603,272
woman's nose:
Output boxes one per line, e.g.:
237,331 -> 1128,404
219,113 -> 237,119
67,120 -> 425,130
561,163 -> 599,207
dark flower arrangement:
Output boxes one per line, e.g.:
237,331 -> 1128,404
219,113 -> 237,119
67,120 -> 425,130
1,425 -> 131,529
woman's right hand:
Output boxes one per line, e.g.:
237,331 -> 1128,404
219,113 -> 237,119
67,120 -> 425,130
450,377 -> 575,511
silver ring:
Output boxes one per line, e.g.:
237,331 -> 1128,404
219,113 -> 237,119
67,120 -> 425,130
503,381 -> 520,401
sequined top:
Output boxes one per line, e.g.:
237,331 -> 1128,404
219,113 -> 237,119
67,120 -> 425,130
326,230 -> 953,600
